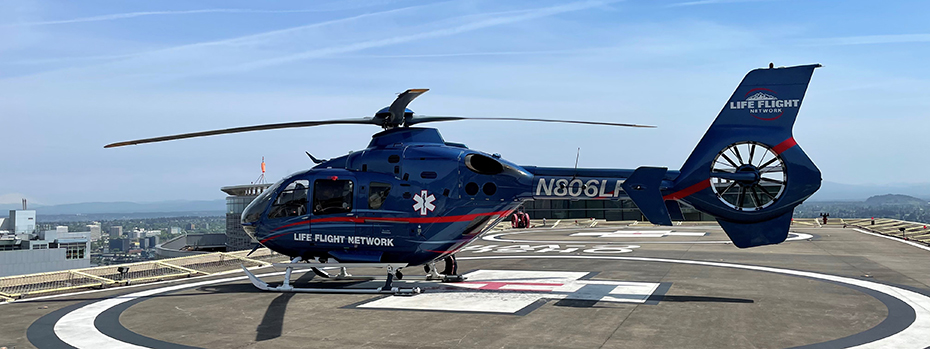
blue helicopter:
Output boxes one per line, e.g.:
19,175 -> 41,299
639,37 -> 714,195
106,63 -> 822,295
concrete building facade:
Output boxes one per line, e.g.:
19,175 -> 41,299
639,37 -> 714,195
108,226 -> 123,238
221,184 -> 271,251
0,210 -> 91,277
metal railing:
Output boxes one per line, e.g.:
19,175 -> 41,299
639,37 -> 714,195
0,247 -> 287,302
842,218 -> 930,245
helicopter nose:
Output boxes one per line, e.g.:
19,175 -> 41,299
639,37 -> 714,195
243,223 -> 258,239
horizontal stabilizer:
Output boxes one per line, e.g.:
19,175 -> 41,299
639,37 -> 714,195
717,211 -> 792,248
621,167 -> 672,226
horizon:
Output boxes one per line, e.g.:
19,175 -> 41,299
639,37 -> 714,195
3,0 -> 929,204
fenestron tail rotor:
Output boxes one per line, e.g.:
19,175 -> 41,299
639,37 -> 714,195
709,141 -> 786,211
105,88 -> 654,148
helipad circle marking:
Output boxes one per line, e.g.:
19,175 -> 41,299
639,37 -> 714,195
46,254 -> 927,349
51,270 -> 291,349
483,229 -> 814,244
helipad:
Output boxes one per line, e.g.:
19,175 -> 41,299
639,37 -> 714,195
4,223 -> 930,348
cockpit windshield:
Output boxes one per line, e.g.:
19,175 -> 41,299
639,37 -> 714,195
241,177 -> 287,224
268,180 -> 309,219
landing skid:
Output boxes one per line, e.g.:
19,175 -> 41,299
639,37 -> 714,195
240,258 -> 421,296
425,255 -> 465,282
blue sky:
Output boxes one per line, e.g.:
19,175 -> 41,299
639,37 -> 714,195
1,0 -> 928,204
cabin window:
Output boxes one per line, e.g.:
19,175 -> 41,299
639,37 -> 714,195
368,182 -> 392,209
268,180 -> 309,219
313,179 -> 354,215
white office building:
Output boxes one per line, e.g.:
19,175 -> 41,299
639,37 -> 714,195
0,209 -> 92,277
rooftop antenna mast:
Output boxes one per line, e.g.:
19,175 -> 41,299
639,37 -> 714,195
254,157 -> 266,184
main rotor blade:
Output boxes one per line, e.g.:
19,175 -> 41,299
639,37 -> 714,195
104,118 -> 374,148
390,89 -> 428,122
406,115 -> 656,128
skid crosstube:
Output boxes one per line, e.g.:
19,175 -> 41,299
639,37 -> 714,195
240,263 -> 421,296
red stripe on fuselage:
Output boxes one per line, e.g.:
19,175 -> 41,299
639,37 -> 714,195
259,211 -> 509,244
772,137 -> 797,155
662,180 -> 711,201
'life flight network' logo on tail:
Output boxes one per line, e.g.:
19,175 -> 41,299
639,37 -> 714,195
729,88 -> 800,120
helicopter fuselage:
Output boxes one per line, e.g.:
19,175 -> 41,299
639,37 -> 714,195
242,127 -> 545,266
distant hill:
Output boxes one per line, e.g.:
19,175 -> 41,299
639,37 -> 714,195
0,200 -> 226,216
864,194 -> 928,206
809,181 -> 930,201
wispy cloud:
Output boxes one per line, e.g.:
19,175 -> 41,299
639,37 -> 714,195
225,0 -> 619,73
805,33 -> 930,46
3,53 -> 139,65
6,6 -> 388,27
339,48 -> 605,59
0,3 -> 434,67
665,0 -> 770,7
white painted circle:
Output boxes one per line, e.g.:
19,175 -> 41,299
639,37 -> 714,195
49,254 -> 928,349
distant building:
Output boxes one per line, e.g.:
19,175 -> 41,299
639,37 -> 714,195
87,224 -> 102,241
154,233 -> 225,258
0,209 -> 91,277
109,226 -> 123,238
185,223 -> 196,230
221,184 -> 271,251
139,236 -> 159,249
109,238 -> 130,252
0,209 -> 36,234
167,227 -> 180,235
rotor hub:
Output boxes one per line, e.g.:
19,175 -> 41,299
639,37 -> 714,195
735,164 -> 761,187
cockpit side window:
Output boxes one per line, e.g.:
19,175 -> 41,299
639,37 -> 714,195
313,179 -> 354,215
368,182 -> 391,209
268,180 -> 309,219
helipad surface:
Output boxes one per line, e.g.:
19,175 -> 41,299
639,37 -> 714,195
4,223 -> 930,348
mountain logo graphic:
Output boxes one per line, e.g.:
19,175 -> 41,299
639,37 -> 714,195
728,88 -> 801,121
746,91 -> 777,101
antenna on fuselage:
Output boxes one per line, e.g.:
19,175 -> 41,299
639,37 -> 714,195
573,148 -> 581,179
558,148 -> 582,191
305,151 -> 326,164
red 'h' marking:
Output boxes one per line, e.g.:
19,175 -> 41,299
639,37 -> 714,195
772,137 -> 797,155
663,180 -> 711,201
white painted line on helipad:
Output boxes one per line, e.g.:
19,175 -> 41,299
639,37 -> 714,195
357,269 -> 661,313
52,269 -> 299,349
484,230 -> 812,244
570,231 -> 707,238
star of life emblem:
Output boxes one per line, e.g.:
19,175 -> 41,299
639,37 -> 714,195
412,189 -> 436,216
